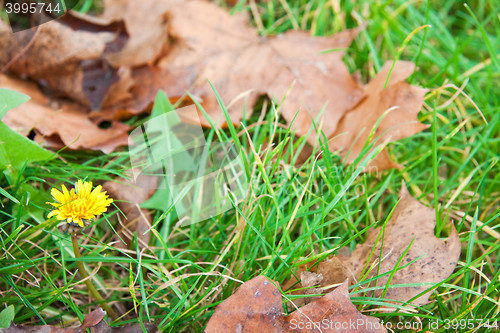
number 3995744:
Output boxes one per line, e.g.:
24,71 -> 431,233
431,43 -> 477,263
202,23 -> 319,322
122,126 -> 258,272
5,2 -> 62,14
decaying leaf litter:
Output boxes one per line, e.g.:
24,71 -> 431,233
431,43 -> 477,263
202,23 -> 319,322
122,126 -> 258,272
202,185 -> 461,331
282,184 -> 461,312
0,0 -> 427,170
0,0 -> 465,331
1,308 -> 156,333
205,276 -> 387,333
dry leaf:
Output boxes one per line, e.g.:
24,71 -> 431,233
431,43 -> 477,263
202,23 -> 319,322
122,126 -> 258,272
264,30 -> 364,143
1,0 -> 428,165
0,20 -> 107,76
3,308 -> 157,333
205,275 -> 386,332
0,74 -> 129,153
102,65 -> 195,118
288,183 -> 461,311
97,0 -> 424,169
282,256 -> 351,309
93,0 -> 365,133
155,0 -> 364,138
89,320 -> 157,333
3,308 -> 105,333
103,175 -> 156,249
0,15 -> 129,110
102,0 -> 171,67
49,12 -> 132,110
329,61 -> 428,171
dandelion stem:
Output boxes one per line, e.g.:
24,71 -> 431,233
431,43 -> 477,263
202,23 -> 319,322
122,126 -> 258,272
71,231 -> 119,321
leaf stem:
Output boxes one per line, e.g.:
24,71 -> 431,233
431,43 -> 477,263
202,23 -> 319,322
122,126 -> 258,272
71,231 -> 119,321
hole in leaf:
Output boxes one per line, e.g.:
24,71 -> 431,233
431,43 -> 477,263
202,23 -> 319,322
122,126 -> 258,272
98,121 -> 112,129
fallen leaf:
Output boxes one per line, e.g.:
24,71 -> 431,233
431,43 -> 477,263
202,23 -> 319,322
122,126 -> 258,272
329,61 -> 428,171
3,308 -> 105,333
98,0 -> 425,169
93,0 -> 365,134
57,12 -> 132,109
2,308 -> 157,333
101,65 -> 195,119
89,320 -> 157,333
103,174 -> 156,249
1,0 -> 428,165
205,275 -> 386,332
0,74 -> 129,153
79,308 -> 107,331
264,30 -> 365,143
0,16 -> 105,72
155,0 -> 364,139
0,12 -> 130,110
282,256 -> 351,309
102,0 -> 171,67
287,183 -> 461,311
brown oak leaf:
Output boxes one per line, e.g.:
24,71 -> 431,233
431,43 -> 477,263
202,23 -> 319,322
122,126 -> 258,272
329,61 -> 428,171
0,74 -> 129,153
286,183 -> 461,312
0,13 -> 130,110
156,0 -> 364,140
205,276 -> 386,332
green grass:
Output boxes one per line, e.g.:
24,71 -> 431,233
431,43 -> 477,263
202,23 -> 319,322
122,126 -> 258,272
1,0 -> 499,332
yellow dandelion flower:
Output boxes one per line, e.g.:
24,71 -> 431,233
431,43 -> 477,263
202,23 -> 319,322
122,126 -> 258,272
47,180 -> 113,228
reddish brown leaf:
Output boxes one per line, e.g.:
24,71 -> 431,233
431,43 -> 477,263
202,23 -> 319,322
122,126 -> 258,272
264,29 -> 364,143
154,0 -> 364,137
329,61 -> 428,171
282,256 -> 351,309
105,65 -> 195,118
95,0 -> 364,133
3,308 -> 156,333
1,0 -> 429,163
79,308 -> 107,331
205,276 -> 386,332
287,184 -> 461,311
0,74 -> 129,153
4,308 -> 104,333
0,20 -> 106,77
0,16 -> 130,110
103,175 -> 157,249
102,0 -> 171,67
96,1 -> 426,169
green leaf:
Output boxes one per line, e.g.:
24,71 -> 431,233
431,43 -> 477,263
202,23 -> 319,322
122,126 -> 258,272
0,88 -> 30,120
0,122 -> 55,175
0,305 -> 15,328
